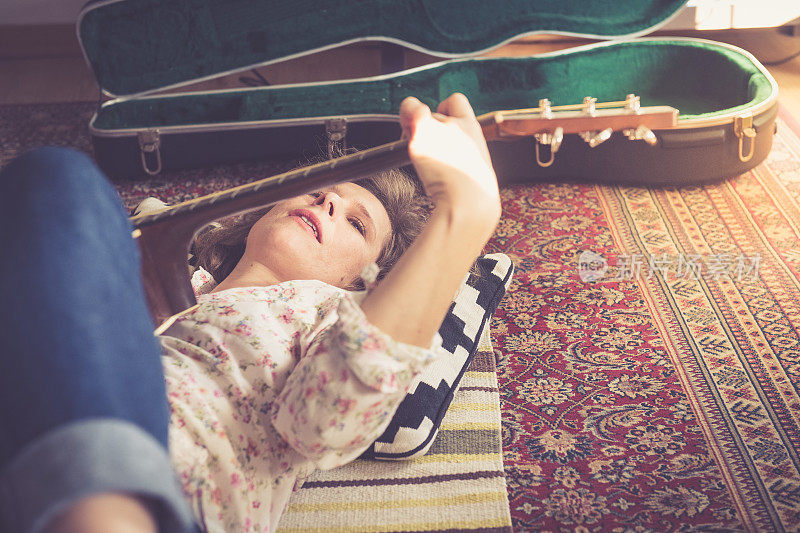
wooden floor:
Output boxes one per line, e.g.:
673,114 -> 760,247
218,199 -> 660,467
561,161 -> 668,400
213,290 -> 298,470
1,25 -> 799,116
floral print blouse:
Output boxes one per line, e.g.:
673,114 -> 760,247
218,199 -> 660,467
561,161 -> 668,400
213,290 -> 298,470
158,269 -> 442,532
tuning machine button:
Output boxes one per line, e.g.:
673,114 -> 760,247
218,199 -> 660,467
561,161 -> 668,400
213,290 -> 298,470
623,125 -> 658,146
580,128 -> 613,148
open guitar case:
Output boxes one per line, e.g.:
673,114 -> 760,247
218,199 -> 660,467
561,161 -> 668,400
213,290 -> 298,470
77,0 -> 779,186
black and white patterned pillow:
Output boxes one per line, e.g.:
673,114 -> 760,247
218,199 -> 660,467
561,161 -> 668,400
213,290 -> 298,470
360,253 -> 514,460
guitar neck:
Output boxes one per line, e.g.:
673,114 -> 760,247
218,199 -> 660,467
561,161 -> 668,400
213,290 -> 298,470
133,137 -> 410,232
132,99 -> 677,232
133,97 -> 677,325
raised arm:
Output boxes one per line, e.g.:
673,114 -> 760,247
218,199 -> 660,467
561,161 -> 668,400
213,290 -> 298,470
269,94 -> 501,467
360,93 -> 502,347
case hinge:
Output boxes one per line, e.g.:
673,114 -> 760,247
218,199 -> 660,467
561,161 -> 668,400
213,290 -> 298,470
326,119 -> 347,159
734,114 -> 756,163
138,129 -> 163,176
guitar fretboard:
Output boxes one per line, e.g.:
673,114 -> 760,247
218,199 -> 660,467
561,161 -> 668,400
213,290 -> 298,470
131,138 -> 410,230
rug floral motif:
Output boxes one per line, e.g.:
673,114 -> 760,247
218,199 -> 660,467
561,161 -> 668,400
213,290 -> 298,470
485,111 -> 800,532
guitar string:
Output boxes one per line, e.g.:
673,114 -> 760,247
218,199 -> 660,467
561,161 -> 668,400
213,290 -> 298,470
132,139 -> 409,227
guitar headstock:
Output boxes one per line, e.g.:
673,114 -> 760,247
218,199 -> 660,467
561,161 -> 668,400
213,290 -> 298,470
478,95 -> 678,167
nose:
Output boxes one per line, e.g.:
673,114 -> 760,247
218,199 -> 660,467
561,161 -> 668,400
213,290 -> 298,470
314,191 -> 342,218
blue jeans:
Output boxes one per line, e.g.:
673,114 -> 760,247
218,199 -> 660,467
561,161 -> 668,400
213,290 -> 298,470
0,148 -> 198,532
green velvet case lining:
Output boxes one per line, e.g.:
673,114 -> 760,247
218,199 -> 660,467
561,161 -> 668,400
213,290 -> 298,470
79,0 -> 687,97
92,40 -> 773,132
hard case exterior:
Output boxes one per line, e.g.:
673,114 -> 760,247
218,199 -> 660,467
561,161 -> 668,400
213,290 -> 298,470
78,1 -> 778,185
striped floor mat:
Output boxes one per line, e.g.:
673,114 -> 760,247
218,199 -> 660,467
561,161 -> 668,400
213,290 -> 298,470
276,331 -> 513,533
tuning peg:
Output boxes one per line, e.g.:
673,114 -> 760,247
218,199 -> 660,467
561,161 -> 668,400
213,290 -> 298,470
625,94 -> 641,113
583,96 -> 597,117
551,126 -> 564,152
534,127 -> 564,152
580,127 -> 613,148
539,98 -> 553,119
623,125 -> 658,146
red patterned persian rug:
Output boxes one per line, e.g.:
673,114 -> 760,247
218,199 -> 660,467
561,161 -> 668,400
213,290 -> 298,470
3,101 -> 800,531
485,109 -> 800,532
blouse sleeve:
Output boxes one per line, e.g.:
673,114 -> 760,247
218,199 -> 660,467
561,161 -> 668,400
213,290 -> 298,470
269,291 -> 443,470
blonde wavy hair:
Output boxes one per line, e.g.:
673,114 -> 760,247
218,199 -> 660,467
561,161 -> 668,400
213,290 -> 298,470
191,168 -> 432,289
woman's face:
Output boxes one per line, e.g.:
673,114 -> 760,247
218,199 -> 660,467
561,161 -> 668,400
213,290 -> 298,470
243,183 -> 392,288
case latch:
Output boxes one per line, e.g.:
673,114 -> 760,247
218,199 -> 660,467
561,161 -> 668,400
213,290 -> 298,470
734,114 -> 756,163
326,119 -> 347,159
138,130 -> 163,176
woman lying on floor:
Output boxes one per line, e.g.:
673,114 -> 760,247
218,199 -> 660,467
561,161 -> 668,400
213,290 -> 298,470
0,93 -> 500,533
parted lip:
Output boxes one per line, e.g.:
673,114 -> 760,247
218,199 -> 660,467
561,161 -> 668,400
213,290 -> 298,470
289,208 -> 323,243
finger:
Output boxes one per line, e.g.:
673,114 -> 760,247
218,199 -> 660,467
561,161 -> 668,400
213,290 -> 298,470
399,96 -> 432,139
436,93 -> 490,162
436,93 -> 475,119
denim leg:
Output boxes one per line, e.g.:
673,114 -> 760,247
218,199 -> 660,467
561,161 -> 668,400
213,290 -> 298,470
0,147 -> 197,532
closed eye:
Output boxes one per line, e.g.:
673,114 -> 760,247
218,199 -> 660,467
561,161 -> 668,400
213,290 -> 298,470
349,217 -> 366,236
